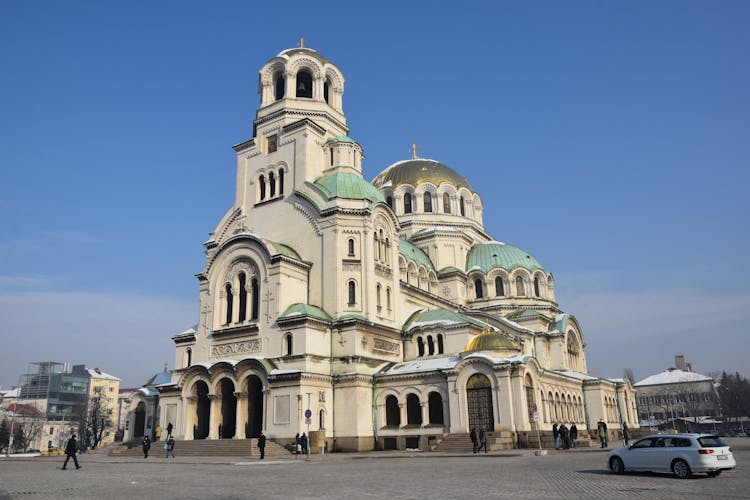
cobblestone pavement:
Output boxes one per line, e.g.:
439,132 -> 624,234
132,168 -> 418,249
1,440 -> 747,500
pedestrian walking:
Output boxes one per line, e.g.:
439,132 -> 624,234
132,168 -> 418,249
597,419 -> 608,448
478,429 -> 488,453
61,434 -> 81,470
142,435 -> 151,458
165,436 -> 175,458
570,423 -> 578,449
552,423 -> 559,450
166,422 -> 173,438
622,422 -> 631,446
300,433 -> 308,454
257,432 -> 266,460
559,424 -> 569,450
470,427 -> 478,453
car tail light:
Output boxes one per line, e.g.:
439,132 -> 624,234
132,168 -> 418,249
698,449 -> 714,454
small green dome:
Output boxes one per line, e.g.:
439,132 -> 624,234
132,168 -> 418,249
466,241 -> 544,273
314,172 -> 385,204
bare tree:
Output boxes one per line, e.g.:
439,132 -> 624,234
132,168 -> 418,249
623,368 -> 636,384
84,392 -> 113,449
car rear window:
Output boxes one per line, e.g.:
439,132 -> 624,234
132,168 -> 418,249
697,436 -> 727,447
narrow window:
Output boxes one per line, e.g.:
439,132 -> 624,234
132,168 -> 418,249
443,193 -> 451,214
406,394 -> 422,425
259,175 -> 266,201
460,197 -> 466,216
279,169 -> 284,195
330,147 -> 334,166
296,70 -> 313,98
385,395 -> 400,426
534,277 -> 541,297
285,333 -> 293,356
225,283 -> 233,324
386,196 -> 393,209
404,193 -> 412,213
251,278 -> 259,320
238,272 -> 247,322
347,238 -> 355,257
373,232 -> 379,261
324,79 -> 330,104
386,287 -> 391,310
428,392 -> 444,424
495,277 -> 505,296
319,409 -> 325,429
186,348 -> 192,367
423,192 -> 432,212
376,284 -> 382,310
437,334 -> 444,354
379,229 -> 384,260
417,337 -> 425,356
474,279 -> 483,299
348,281 -> 356,304
427,335 -> 435,355
267,135 -> 277,153
269,172 -> 276,197
516,276 -> 525,296
274,74 -> 285,100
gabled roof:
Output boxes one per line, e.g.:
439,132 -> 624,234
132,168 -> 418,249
279,303 -> 332,322
403,309 -> 487,332
634,369 -> 713,386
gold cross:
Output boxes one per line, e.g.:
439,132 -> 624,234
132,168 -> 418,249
298,36 -> 305,48
409,143 -> 419,159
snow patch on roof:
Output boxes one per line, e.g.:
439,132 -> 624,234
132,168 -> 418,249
410,319 -> 461,328
634,369 -> 712,386
555,370 -> 598,381
381,356 -> 460,375
86,368 -> 120,381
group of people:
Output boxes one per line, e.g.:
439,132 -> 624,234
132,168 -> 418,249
469,427 -> 488,453
294,433 -> 309,455
142,422 -> 176,458
552,422 -> 579,450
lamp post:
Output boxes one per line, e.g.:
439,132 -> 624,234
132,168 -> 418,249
305,392 -> 312,460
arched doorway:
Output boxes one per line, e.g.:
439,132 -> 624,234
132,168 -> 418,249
133,402 -> 146,438
466,373 -> 494,432
194,381 -> 210,440
219,378 -> 237,439
245,375 -> 263,438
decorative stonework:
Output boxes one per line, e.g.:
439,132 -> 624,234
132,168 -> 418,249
372,337 -> 400,354
210,339 -> 262,358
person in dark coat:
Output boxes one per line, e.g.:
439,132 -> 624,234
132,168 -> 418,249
166,422 -> 173,438
559,424 -> 569,450
257,432 -> 266,460
469,427 -> 478,453
300,433 -> 308,454
622,423 -> 631,446
478,429 -> 488,453
62,434 -> 80,470
142,435 -> 151,458
570,423 -> 578,449
597,419 -> 608,448
165,436 -> 175,458
552,423 -> 559,450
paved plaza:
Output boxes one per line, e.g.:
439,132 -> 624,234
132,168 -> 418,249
1,439 -> 747,499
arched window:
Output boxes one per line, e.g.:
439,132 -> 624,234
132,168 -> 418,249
474,279 -> 484,299
386,287 -> 391,310
324,78 -> 330,104
279,170 -> 284,195
296,70 -> 313,98
238,272 -> 247,322
403,193 -> 412,214
534,277 -> 541,297
460,197 -> 465,216
330,147 -> 334,166
259,175 -> 266,200
385,395 -> 400,426
269,172 -> 276,197
495,277 -> 505,296
348,281 -> 356,305
347,238 -> 355,257
376,284 -> 382,310
437,334 -> 444,354
186,347 -> 192,368
428,392 -> 444,424
285,333 -> 293,356
515,276 -> 525,296
443,193 -> 451,213
525,375 -> 535,424
427,335 -> 435,355
406,394 -> 422,425
379,229 -> 384,260
251,278 -> 259,320
224,283 -> 233,324
274,73 -> 285,100
386,196 -> 393,209
423,192 -> 432,212
373,232 -> 380,261
417,337 -> 425,356
319,409 -> 325,429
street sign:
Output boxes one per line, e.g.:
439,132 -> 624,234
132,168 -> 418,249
304,409 -> 312,419
533,412 -> 540,422
305,418 -> 312,425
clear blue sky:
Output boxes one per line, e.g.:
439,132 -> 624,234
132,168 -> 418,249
1,1 -> 748,389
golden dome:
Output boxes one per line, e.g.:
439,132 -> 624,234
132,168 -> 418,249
372,159 -> 473,191
465,327 -> 520,352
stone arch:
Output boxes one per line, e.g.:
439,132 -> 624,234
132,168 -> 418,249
428,391 -> 444,425
385,394 -> 400,426
406,393 -> 422,425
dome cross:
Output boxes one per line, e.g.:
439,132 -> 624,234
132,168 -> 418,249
409,143 -> 420,159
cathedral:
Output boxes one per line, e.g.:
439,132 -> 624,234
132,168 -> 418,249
153,45 -> 638,451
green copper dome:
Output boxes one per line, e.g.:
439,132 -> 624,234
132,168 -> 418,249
466,241 -> 544,273
313,172 -> 385,204
372,159 -> 473,191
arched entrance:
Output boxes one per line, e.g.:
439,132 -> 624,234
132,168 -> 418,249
194,381 -> 210,439
245,375 -> 263,438
219,378 -> 237,438
133,402 -> 146,438
466,373 -> 494,432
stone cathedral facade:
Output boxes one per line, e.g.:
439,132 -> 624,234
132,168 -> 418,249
155,45 -> 638,451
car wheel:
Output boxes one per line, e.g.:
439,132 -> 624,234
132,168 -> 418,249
671,459 -> 691,479
609,456 -> 625,475
707,470 -> 722,478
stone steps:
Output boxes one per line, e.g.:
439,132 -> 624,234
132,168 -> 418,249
431,432 -> 516,452
109,438 -> 290,457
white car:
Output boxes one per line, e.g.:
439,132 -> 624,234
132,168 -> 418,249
608,433 -> 736,479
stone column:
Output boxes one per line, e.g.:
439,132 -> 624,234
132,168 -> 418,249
263,389 -> 270,433
184,396 -> 197,440
442,396 -> 451,432
235,392 -> 248,439
208,395 -> 221,439
399,403 -> 407,427
420,401 -> 429,426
